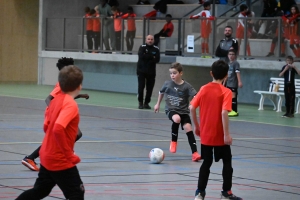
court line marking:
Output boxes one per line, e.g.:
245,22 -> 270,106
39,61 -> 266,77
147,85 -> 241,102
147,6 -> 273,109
1,94 -> 300,128
1,137 -> 300,145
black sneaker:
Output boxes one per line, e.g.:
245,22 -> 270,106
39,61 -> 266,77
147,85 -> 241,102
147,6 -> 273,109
138,103 -> 143,109
281,113 -> 289,118
194,189 -> 205,200
266,52 -> 274,57
143,103 -> 151,109
221,190 -> 243,200
288,114 -> 294,118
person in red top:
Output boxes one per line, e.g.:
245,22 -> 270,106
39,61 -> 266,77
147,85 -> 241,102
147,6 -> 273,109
190,60 -> 242,200
84,7 -> 93,53
21,58 -> 89,172
91,8 -> 101,53
154,14 -> 174,46
111,6 -> 123,51
122,6 -> 137,52
282,5 -> 300,57
16,65 -> 85,200
190,1 -> 214,58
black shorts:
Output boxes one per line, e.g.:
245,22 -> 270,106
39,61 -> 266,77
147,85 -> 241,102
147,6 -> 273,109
201,144 -> 232,162
227,87 -> 238,95
167,111 -> 191,130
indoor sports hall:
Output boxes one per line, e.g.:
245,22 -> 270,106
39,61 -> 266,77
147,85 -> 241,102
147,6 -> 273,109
0,84 -> 299,200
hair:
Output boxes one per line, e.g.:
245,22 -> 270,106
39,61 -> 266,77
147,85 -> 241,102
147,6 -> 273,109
225,25 -> 233,30
291,5 -> 300,14
84,7 -> 90,14
89,9 -> 96,15
203,1 -> 211,8
111,6 -> 120,12
286,55 -> 294,61
59,65 -> 83,93
239,4 -> 248,12
166,14 -> 172,18
56,57 -> 74,71
211,60 -> 229,80
228,49 -> 236,55
170,62 -> 183,73
128,6 -> 133,11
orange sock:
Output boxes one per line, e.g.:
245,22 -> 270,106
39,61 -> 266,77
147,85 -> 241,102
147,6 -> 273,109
201,42 -> 205,54
247,44 -> 251,56
270,43 -> 276,53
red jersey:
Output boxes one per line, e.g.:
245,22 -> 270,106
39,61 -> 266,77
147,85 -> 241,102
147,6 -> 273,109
114,12 -> 123,32
190,10 -> 214,38
163,22 -> 174,37
282,13 -> 300,35
40,93 -> 80,171
85,13 -> 93,31
122,13 -> 136,31
93,13 -> 101,32
50,82 -> 61,98
190,82 -> 232,146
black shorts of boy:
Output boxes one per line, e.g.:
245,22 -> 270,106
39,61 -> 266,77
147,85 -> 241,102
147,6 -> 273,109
226,87 -> 238,95
201,144 -> 232,162
167,111 -> 192,130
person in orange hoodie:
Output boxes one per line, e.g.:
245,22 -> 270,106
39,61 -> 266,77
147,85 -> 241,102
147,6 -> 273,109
84,7 -> 93,53
111,6 -> 123,51
91,8 -> 101,53
282,5 -> 300,57
122,6 -> 137,52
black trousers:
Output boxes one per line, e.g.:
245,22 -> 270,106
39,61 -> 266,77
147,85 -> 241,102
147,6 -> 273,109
137,72 -> 155,104
16,165 -> 84,200
115,31 -> 121,51
86,30 -> 93,52
154,32 -> 169,46
198,144 -> 233,191
126,30 -> 136,51
284,84 -> 295,114
93,31 -> 101,50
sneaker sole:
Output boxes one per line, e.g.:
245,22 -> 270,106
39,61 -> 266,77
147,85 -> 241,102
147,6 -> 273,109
21,160 -> 39,171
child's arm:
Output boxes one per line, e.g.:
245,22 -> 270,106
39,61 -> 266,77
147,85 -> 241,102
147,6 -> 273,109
221,110 -> 232,145
236,72 -> 243,88
291,64 -> 300,75
279,65 -> 289,77
154,93 -> 164,113
75,94 -> 89,100
190,105 -> 200,136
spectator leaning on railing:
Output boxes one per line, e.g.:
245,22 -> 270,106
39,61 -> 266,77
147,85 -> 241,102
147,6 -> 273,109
122,6 -> 137,52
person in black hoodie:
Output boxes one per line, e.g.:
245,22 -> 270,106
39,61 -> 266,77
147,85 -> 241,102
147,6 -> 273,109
137,35 -> 160,109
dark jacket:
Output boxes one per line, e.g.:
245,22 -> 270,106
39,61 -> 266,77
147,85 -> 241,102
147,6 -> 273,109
215,37 -> 239,63
279,0 -> 296,15
137,44 -> 160,75
261,0 -> 278,17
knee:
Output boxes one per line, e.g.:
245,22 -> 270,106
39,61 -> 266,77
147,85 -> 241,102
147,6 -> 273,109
172,115 -> 181,124
202,158 -> 213,168
272,37 -> 278,43
183,123 -> 192,132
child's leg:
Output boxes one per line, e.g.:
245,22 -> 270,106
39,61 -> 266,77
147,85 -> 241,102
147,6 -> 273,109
183,123 -> 197,153
246,40 -> 251,56
220,146 -> 233,192
53,166 -> 84,200
171,114 -> 180,142
27,146 -> 41,160
75,128 -> 83,141
16,165 -> 56,200
284,85 -> 291,114
230,89 -> 238,113
198,145 -> 213,191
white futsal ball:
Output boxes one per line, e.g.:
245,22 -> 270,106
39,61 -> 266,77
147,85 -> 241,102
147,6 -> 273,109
149,148 -> 165,164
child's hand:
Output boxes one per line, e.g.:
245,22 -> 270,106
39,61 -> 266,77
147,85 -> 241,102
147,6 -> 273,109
224,134 -> 232,145
154,104 -> 159,113
238,81 -> 243,88
81,94 -> 89,99
194,127 -> 200,136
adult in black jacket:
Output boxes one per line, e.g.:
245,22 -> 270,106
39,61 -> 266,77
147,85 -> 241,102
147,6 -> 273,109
215,26 -> 239,63
137,35 -> 160,109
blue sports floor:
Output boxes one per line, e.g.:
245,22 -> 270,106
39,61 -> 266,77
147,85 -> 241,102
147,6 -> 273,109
0,84 -> 299,199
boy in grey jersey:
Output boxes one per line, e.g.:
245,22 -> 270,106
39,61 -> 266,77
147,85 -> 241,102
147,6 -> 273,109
225,49 -> 243,117
154,62 -> 201,161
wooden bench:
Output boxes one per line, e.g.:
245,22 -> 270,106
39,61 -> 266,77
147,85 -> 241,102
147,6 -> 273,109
254,78 -> 300,113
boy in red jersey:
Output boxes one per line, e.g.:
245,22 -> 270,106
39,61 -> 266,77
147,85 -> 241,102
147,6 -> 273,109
84,7 -> 93,52
190,1 -> 215,58
190,60 -> 242,200
16,65 -> 85,200
21,58 -> 89,171
122,6 -> 137,52
154,14 -> 174,46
